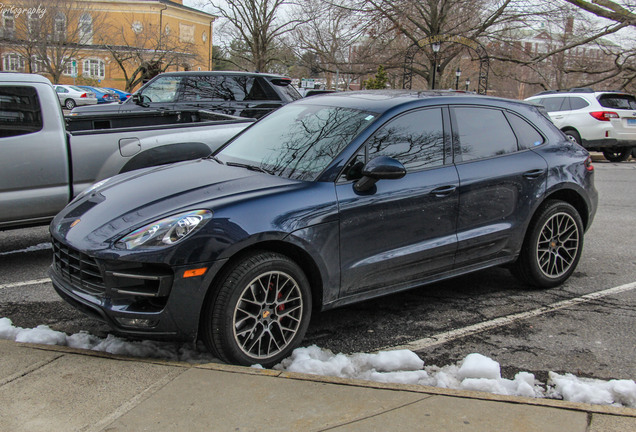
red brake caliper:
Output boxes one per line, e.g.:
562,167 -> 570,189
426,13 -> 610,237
277,292 -> 285,312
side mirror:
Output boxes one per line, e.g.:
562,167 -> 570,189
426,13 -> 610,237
132,93 -> 150,106
354,156 -> 406,192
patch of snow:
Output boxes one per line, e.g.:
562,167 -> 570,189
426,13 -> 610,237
1,317 -> 635,408
0,317 -> 214,363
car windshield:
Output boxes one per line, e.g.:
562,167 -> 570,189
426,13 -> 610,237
217,103 -> 377,181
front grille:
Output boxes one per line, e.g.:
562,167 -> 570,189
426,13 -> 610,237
51,238 -> 106,296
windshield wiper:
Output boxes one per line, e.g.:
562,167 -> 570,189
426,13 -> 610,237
207,155 -> 224,165
226,161 -> 271,174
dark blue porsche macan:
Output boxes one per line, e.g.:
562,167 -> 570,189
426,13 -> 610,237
49,91 -> 598,366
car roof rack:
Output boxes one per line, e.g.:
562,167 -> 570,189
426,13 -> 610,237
532,87 -> 596,96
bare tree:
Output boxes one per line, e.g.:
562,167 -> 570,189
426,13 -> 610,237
290,0 -> 390,89
7,0 -> 106,83
207,0 -> 306,72
95,16 -> 200,91
562,0 -> 636,25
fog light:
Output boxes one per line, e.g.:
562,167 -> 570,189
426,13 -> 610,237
115,317 -> 158,328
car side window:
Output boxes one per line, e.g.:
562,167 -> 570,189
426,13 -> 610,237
0,86 -> 43,138
541,97 -> 566,112
452,107 -> 517,161
505,112 -> 545,150
181,76 -> 223,101
366,108 -> 445,171
569,97 -> 589,110
141,76 -> 181,103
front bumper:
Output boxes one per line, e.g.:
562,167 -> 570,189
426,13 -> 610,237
49,256 -> 223,342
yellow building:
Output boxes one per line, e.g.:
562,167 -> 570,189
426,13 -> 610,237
0,0 -> 215,91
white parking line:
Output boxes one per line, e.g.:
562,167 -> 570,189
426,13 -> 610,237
0,278 -> 51,290
385,281 -> 636,352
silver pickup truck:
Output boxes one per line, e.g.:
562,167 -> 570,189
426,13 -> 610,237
0,73 -> 252,230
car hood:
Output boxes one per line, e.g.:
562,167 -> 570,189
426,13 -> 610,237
51,159 -> 300,248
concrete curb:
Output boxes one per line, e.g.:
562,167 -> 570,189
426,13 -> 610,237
21,341 -> 636,419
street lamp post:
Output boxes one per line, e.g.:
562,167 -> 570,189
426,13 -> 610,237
455,67 -> 461,90
431,42 -> 440,90
465,78 -> 471,92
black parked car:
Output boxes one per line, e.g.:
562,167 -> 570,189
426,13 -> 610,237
70,71 -> 302,119
50,91 -> 598,367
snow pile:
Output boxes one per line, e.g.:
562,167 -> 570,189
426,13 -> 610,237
275,346 -> 636,408
2,317 -> 635,408
0,317 -> 215,363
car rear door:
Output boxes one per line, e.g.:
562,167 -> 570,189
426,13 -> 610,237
336,107 -> 459,297
450,106 -> 548,268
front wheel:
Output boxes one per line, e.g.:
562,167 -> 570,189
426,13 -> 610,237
201,251 -> 312,367
602,148 -> 631,162
511,200 -> 584,288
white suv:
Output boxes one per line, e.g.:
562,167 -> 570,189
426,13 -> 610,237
525,89 -> 636,162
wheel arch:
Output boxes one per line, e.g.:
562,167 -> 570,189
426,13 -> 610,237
198,240 -> 325,336
541,188 -> 590,230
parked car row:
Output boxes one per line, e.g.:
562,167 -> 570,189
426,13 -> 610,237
54,84 -> 131,109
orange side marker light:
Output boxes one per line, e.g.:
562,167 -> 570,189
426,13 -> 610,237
183,268 -> 208,278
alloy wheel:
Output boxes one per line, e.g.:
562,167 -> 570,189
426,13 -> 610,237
232,270 -> 303,360
536,212 -> 580,278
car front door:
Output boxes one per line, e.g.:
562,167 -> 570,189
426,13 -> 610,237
451,106 -> 548,268
336,107 -> 459,298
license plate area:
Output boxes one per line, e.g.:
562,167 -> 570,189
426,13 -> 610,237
627,118 -> 636,126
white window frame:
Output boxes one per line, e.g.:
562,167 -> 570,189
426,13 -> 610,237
2,10 -> 15,38
62,59 -> 78,77
3,53 -> 25,72
79,13 -> 93,45
82,58 -> 105,79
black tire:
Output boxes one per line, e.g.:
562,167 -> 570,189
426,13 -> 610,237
563,129 -> 581,145
602,148 -> 631,162
511,200 -> 584,288
64,99 -> 76,110
201,251 -> 312,367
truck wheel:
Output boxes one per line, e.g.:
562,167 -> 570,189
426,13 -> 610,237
563,129 -> 581,144
602,148 -> 631,162
201,251 -> 312,367
64,99 -> 76,110
511,200 -> 584,288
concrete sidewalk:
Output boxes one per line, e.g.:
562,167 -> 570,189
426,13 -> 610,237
1,340 -> 635,432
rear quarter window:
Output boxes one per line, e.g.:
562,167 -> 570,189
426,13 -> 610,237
0,86 -> 43,138
505,112 -> 545,150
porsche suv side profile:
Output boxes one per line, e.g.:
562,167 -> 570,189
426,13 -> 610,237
49,91 -> 597,367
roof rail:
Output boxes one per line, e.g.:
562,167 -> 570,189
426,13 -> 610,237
532,87 -> 595,96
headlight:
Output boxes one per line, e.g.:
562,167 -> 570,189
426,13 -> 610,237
116,210 -> 213,250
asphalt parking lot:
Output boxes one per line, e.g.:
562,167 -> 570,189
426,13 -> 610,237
0,159 -> 634,382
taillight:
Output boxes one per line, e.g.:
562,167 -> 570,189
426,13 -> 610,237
589,111 -> 619,121
80,93 -> 87,98
584,156 -> 594,172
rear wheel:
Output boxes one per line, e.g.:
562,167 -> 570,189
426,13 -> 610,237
511,200 -> 584,288
64,99 -> 76,110
201,251 -> 312,367
563,129 -> 581,145
602,148 -> 631,162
